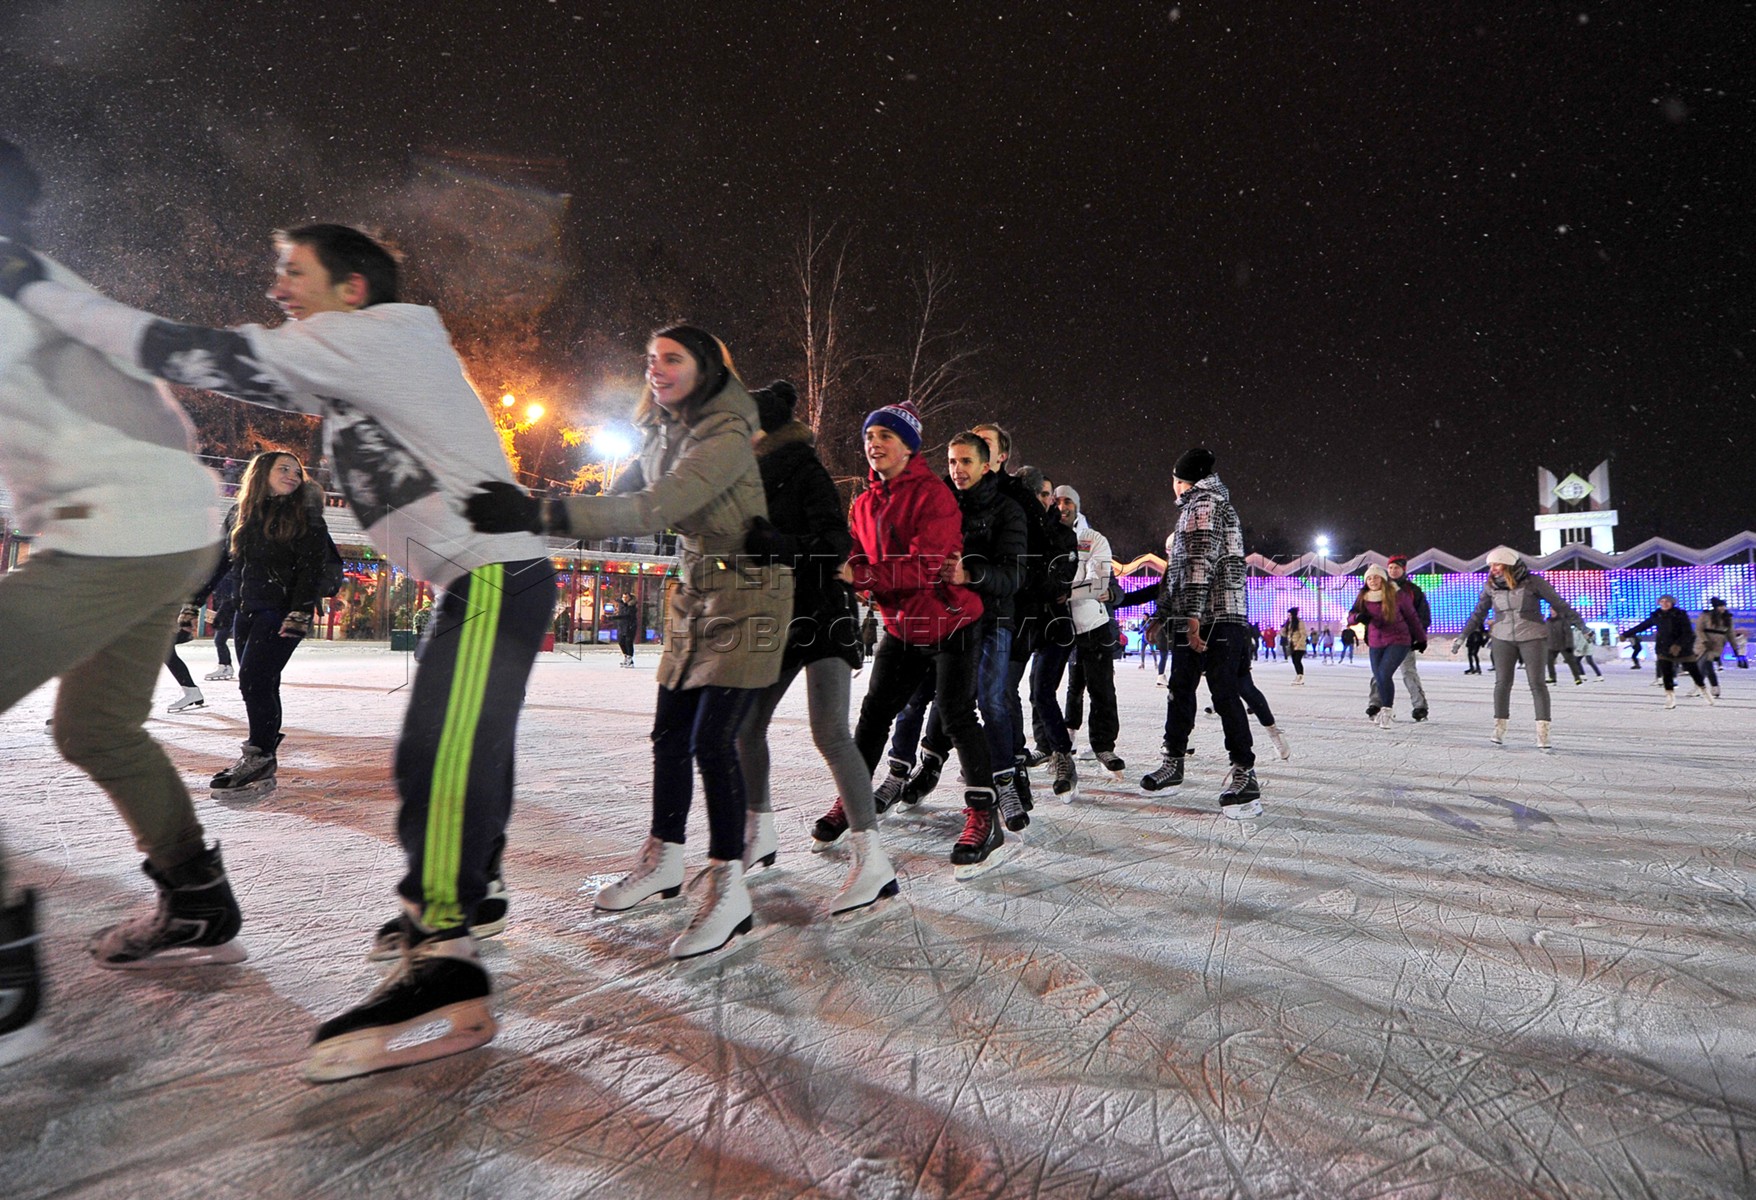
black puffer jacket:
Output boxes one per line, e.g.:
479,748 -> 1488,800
954,471 -> 1026,627
745,420 -> 860,670
1624,606 -> 1695,662
195,483 -> 330,615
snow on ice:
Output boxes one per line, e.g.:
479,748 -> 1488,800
3,643 -> 1751,1198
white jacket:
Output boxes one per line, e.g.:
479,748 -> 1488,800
1067,514 -> 1113,636
0,255 -> 218,558
20,283 -> 544,585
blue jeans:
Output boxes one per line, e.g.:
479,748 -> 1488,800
1368,643 -> 1411,710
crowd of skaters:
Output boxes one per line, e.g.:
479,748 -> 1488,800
0,138 -> 1743,1084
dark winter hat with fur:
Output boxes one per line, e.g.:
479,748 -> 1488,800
750,379 -> 798,434
0,138 -> 42,240
1172,447 -> 1215,483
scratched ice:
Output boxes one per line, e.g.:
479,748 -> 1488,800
3,645 -> 1751,1198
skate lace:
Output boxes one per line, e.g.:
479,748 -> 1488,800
955,810 -> 993,848
679,867 -> 728,934
821,798 -> 848,827
1053,754 -> 1073,783
1147,755 -> 1179,782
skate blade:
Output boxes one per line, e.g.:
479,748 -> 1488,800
303,999 -> 497,1083
669,920 -> 774,978
828,877 -> 901,919
211,780 -> 276,801
953,843 -> 1013,881
589,883 -> 683,914
1220,801 -> 1263,821
166,702 -> 206,713
0,1021 -> 51,1067
808,837 -> 842,855
97,939 -> 249,970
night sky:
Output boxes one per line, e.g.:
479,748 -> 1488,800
3,2 -> 1748,560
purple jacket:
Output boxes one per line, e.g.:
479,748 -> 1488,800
1355,589 -> 1426,648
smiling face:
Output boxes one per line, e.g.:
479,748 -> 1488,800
947,441 -> 988,490
645,337 -> 701,410
266,453 -> 305,496
1055,495 -> 1078,526
864,424 -> 910,480
269,241 -> 364,321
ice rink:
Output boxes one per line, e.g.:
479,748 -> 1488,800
3,641 -> 1751,1199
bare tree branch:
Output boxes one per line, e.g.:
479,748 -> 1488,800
901,258 -> 983,427
791,213 -> 859,435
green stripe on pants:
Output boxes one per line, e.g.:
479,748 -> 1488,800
422,564 -> 504,929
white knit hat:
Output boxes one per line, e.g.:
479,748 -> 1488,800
1485,546 -> 1520,567
1363,563 -> 1388,582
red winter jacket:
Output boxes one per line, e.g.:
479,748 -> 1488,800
848,454 -> 983,645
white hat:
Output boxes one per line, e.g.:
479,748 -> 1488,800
1052,485 -> 1080,510
1485,546 -> 1520,567
1363,563 -> 1388,582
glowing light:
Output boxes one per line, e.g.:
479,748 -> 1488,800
500,394 -> 515,408
526,403 -> 545,422
593,430 -> 634,460
1315,535 -> 1331,553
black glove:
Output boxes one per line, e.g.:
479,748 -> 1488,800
177,604 -> 199,636
0,240 -> 45,301
1411,641 -> 1427,654
743,515 -> 789,562
465,481 -> 544,534
280,611 -> 312,639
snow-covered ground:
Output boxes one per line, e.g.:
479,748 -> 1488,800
3,643 -> 1751,1199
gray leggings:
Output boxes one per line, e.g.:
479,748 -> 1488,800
737,657 -> 877,832
1491,638 -> 1551,721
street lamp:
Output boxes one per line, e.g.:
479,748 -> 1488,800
593,429 -> 635,491
1314,535 -> 1331,627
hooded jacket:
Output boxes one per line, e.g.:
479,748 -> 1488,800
560,376 -> 791,690
1164,473 -> 1249,628
745,418 -> 860,670
847,453 -> 982,646
1066,513 -> 1115,636
1460,560 -> 1584,644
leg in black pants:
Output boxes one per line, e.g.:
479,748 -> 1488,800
855,627 -> 992,807
650,684 -> 759,862
233,607 -> 299,753
1076,623 -> 1120,755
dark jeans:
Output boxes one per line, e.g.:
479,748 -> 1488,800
921,622 -> 1015,781
1030,637 -> 1075,754
164,638 -> 195,689
395,558 -> 555,930
856,625 -> 991,808
1164,623 -> 1256,769
650,683 -> 759,862
1288,648 -> 1305,676
234,606 -> 301,751
213,599 -> 237,667
1236,664 -> 1275,727
885,674 -> 935,769
1658,659 -> 1706,692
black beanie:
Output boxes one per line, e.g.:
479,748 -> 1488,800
750,379 -> 798,434
1173,447 -> 1216,483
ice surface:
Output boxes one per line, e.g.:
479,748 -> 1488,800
3,645 -> 1752,1199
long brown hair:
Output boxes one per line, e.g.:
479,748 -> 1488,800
231,451 -> 312,556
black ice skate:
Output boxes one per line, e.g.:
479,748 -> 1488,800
210,744 -> 276,797
950,799 -> 1008,880
88,843 -> 247,969
1140,751 -> 1185,792
307,922 -> 495,1083
869,759 -> 910,815
1012,753 -> 1036,812
1094,750 -> 1126,779
0,889 -> 46,1067
1219,765 -> 1263,820
368,880 -> 509,963
996,772 -> 1030,833
812,797 -> 850,849
1050,750 -> 1078,801
898,749 -> 944,807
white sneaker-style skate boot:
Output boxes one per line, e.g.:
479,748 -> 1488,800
1265,724 -> 1292,760
1491,718 -> 1507,744
830,829 -> 899,915
203,664 -> 235,681
743,810 -> 778,873
167,686 -> 205,713
1535,719 -> 1551,750
594,836 -> 686,911
1664,691 -> 1677,710
1695,685 -> 1716,706
670,861 -> 753,959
